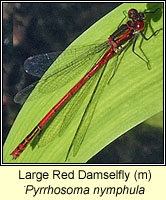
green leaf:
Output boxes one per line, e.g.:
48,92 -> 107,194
3,2 -> 163,163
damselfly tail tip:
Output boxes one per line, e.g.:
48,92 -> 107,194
10,153 -> 16,160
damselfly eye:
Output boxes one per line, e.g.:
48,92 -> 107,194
136,20 -> 144,31
128,8 -> 138,19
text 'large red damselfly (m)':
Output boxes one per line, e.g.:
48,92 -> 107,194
11,8 -> 160,160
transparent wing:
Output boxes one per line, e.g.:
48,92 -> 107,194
36,68 -> 101,147
14,81 -> 38,104
36,42 -> 108,90
66,59 -> 116,160
14,52 -> 61,104
15,41 -> 109,104
24,52 -> 62,77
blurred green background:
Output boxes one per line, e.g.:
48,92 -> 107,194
3,2 -> 163,163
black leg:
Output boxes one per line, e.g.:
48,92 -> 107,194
140,29 -> 161,40
118,10 -> 127,28
132,32 -> 151,70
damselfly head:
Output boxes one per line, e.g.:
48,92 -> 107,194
128,9 -> 145,22
128,9 -> 138,20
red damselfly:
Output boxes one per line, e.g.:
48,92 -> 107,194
11,8 -> 160,160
